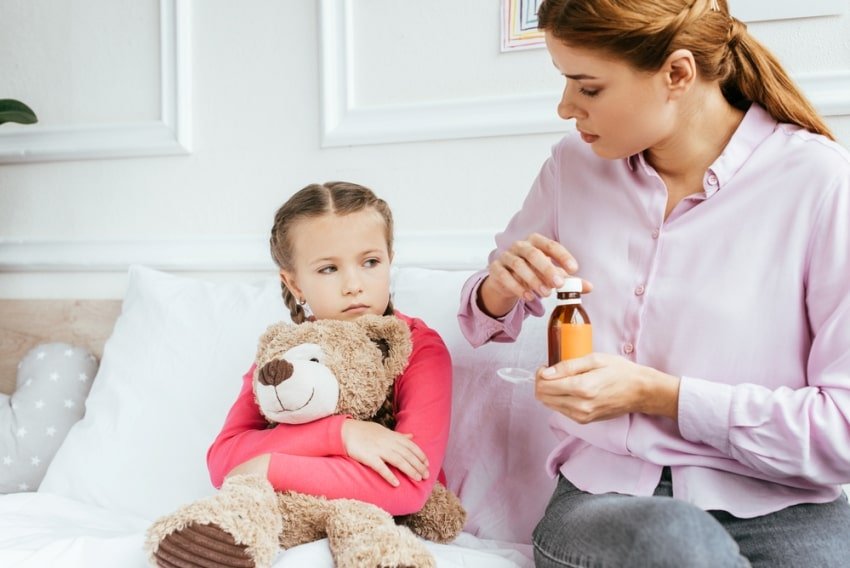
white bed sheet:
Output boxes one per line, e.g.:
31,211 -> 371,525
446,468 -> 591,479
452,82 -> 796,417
0,492 -> 533,568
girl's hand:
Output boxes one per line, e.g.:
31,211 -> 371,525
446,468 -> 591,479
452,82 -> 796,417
342,419 -> 429,487
534,353 -> 681,423
479,233 -> 591,317
226,453 -> 271,479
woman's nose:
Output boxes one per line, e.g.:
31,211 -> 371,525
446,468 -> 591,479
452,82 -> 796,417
557,86 -> 580,120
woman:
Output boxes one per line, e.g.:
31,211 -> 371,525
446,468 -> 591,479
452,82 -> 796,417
458,0 -> 850,566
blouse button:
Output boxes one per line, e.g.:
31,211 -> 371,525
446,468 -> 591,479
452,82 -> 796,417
707,173 -> 718,186
651,228 -> 660,239
634,285 -> 645,296
623,343 -> 634,355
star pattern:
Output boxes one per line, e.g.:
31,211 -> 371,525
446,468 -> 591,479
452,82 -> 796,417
5,343 -> 97,494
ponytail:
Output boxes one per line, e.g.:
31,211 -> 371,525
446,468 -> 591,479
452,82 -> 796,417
722,21 -> 834,139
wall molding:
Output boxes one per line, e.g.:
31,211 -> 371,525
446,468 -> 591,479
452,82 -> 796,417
0,0 -> 192,164
0,232 -> 495,273
735,0 -> 845,22
319,0 -> 850,147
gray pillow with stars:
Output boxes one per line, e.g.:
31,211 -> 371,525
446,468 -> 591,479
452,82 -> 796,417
1,342 -> 97,493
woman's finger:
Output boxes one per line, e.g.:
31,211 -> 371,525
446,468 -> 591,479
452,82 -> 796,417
528,233 -> 578,274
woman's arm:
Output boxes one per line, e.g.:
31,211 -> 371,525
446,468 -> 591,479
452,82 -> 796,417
678,177 -> 850,485
458,148 -> 586,348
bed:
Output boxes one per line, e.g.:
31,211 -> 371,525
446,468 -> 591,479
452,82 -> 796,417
0,265 -> 559,567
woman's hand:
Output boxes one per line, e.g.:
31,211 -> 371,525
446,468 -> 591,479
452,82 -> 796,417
226,454 -> 271,479
479,233 -> 591,317
341,419 -> 429,487
534,353 -> 681,423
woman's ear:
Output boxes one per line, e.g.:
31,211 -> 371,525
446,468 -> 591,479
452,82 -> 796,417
279,269 -> 303,301
663,48 -> 697,100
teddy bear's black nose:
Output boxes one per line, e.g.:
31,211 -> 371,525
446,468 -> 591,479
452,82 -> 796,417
258,358 -> 293,387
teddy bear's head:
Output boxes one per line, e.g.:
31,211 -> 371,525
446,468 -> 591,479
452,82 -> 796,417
252,314 -> 412,425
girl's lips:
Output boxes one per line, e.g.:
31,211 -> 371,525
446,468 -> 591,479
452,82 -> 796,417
580,131 -> 599,143
344,304 -> 369,313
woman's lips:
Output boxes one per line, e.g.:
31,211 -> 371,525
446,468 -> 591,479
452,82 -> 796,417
580,131 -> 599,143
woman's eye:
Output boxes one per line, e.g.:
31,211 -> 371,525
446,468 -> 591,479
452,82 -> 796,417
579,87 -> 599,98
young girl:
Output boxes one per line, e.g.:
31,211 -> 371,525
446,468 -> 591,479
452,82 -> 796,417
207,181 -> 453,516
460,0 -> 850,566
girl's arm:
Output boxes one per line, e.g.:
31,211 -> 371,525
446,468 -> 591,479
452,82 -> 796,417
265,320 -> 453,516
206,365 -> 349,488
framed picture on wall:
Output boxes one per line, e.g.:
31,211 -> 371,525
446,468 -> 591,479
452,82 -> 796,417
501,0 -> 545,51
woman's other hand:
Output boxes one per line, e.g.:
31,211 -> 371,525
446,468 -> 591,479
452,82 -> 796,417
535,353 -> 681,423
479,233 -> 591,317
341,419 -> 429,486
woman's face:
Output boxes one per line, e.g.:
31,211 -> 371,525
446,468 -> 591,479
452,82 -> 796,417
545,31 -> 675,160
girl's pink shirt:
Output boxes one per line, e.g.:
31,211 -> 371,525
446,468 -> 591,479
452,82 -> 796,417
458,104 -> 850,518
206,311 -> 452,516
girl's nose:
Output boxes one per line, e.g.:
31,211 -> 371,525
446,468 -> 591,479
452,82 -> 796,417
342,272 -> 363,295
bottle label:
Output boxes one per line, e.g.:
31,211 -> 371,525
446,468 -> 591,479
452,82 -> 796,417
558,324 -> 593,360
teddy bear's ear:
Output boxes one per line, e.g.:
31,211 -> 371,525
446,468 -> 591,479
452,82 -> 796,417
357,315 -> 412,379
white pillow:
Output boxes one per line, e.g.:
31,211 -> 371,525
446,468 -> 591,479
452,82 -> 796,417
38,265 -> 287,521
391,267 -> 556,545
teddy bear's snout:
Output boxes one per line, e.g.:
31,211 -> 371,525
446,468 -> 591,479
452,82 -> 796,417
258,358 -> 294,387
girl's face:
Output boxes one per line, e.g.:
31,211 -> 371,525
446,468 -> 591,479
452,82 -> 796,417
281,209 -> 392,322
545,31 -> 676,160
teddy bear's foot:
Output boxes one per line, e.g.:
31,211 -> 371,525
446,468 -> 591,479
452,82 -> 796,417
145,474 -> 282,568
398,481 -> 467,544
327,499 -> 435,568
154,523 -> 253,568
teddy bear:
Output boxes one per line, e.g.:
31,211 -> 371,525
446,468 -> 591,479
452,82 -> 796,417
145,314 -> 466,568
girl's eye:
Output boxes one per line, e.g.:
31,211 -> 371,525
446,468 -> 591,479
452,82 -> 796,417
318,265 -> 336,274
364,258 -> 380,268
579,87 -> 599,98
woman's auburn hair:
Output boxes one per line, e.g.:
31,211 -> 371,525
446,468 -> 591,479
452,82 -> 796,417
537,0 -> 834,140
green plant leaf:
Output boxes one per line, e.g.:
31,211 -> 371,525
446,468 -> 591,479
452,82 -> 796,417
0,99 -> 38,125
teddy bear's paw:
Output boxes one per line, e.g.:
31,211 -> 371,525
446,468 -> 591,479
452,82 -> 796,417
145,474 -> 281,568
153,522 -> 255,568
332,524 -> 435,568
399,482 -> 467,544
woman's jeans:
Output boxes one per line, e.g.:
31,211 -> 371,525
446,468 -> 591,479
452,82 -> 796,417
533,468 -> 850,567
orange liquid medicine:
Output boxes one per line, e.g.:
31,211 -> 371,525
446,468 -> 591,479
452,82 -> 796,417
547,277 -> 593,366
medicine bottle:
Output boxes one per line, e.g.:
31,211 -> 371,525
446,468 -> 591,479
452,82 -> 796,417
547,277 -> 592,366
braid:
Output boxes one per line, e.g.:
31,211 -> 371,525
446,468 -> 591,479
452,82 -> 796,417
281,283 -> 307,324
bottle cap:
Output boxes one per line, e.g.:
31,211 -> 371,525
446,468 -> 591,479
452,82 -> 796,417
556,276 -> 582,294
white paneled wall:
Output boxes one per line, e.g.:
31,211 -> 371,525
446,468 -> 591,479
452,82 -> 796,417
1,0 -> 849,297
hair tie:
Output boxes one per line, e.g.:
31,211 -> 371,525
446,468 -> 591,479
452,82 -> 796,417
727,17 -> 747,48
298,297 -> 307,306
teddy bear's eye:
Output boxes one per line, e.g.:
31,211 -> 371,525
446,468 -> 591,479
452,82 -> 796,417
309,357 -> 320,363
